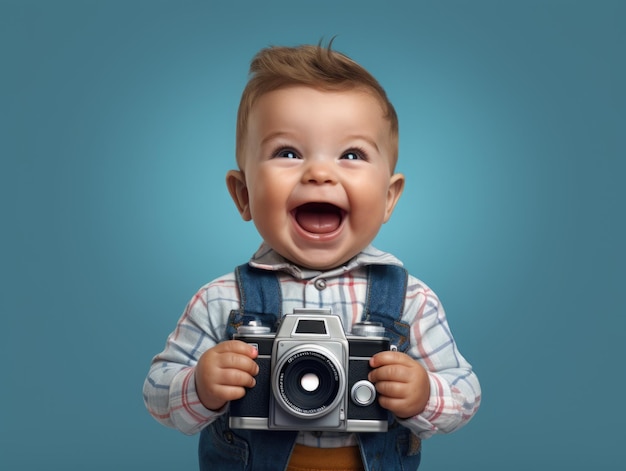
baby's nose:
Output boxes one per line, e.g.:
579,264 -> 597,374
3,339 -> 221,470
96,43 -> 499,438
302,159 -> 337,184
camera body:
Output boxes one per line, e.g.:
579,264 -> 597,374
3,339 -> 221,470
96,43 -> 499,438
229,308 -> 391,432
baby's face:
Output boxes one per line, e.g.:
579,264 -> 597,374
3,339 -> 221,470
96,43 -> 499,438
230,86 -> 404,270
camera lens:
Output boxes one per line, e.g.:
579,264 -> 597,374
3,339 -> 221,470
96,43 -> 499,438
300,373 -> 320,392
274,346 -> 345,418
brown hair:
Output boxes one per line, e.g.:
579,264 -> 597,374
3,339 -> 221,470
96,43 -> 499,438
235,42 -> 399,168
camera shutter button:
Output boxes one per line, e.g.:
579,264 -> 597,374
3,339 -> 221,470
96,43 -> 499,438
351,380 -> 377,406
314,278 -> 327,290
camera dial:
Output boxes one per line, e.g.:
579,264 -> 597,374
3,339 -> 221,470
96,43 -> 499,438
351,380 -> 377,406
236,316 -> 272,335
351,321 -> 385,337
237,325 -> 271,335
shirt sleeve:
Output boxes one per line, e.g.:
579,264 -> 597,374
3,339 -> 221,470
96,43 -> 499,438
142,275 -> 239,435
398,275 -> 481,439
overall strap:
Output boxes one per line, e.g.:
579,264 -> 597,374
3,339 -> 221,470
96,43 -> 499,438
235,263 -> 282,316
212,265 -> 298,471
226,264 -> 282,339
358,265 -> 422,469
363,264 -> 410,352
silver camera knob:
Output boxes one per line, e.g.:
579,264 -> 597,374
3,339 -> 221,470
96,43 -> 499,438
236,324 -> 271,335
351,321 -> 385,337
351,380 -> 377,406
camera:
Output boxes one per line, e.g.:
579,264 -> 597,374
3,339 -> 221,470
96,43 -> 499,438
229,308 -> 391,432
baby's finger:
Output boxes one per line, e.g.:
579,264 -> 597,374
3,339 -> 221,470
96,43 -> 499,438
217,367 -> 258,389
215,339 -> 259,358
369,351 -> 413,368
219,352 -> 260,376
368,364 -> 409,384
373,379 -> 407,399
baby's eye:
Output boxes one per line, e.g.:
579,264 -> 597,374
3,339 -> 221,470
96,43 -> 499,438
340,150 -> 366,161
275,149 -> 300,159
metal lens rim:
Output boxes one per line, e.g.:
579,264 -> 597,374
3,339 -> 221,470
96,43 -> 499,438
272,344 -> 346,418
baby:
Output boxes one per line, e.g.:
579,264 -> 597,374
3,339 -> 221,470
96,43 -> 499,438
144,43 -> 480,471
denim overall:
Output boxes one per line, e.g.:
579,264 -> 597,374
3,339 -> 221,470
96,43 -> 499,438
198,264 -> 422,471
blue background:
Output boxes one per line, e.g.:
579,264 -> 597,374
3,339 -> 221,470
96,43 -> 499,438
1,0 -> 624,469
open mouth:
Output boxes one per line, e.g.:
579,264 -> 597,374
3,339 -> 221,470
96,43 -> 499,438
293,203 -> 344,234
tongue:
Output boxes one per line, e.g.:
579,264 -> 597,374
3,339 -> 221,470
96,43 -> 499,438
296,205 -> 342,234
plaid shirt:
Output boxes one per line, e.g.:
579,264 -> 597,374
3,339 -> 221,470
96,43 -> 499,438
143,244 -> 481,446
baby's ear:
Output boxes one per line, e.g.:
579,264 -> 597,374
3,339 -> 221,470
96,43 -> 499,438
384,173 -> 405,223
226,170 -> 252,221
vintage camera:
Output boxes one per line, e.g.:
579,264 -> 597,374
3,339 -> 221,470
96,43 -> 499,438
229,308 -> 392,432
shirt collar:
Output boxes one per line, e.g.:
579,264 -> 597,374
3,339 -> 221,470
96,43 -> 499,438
248,243 -> 403,280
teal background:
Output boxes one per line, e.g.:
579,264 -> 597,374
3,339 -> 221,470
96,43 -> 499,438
1,0 -> 624,469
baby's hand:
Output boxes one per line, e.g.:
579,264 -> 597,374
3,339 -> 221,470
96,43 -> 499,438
368,351 -> 430,419
195,340 -> 259,411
